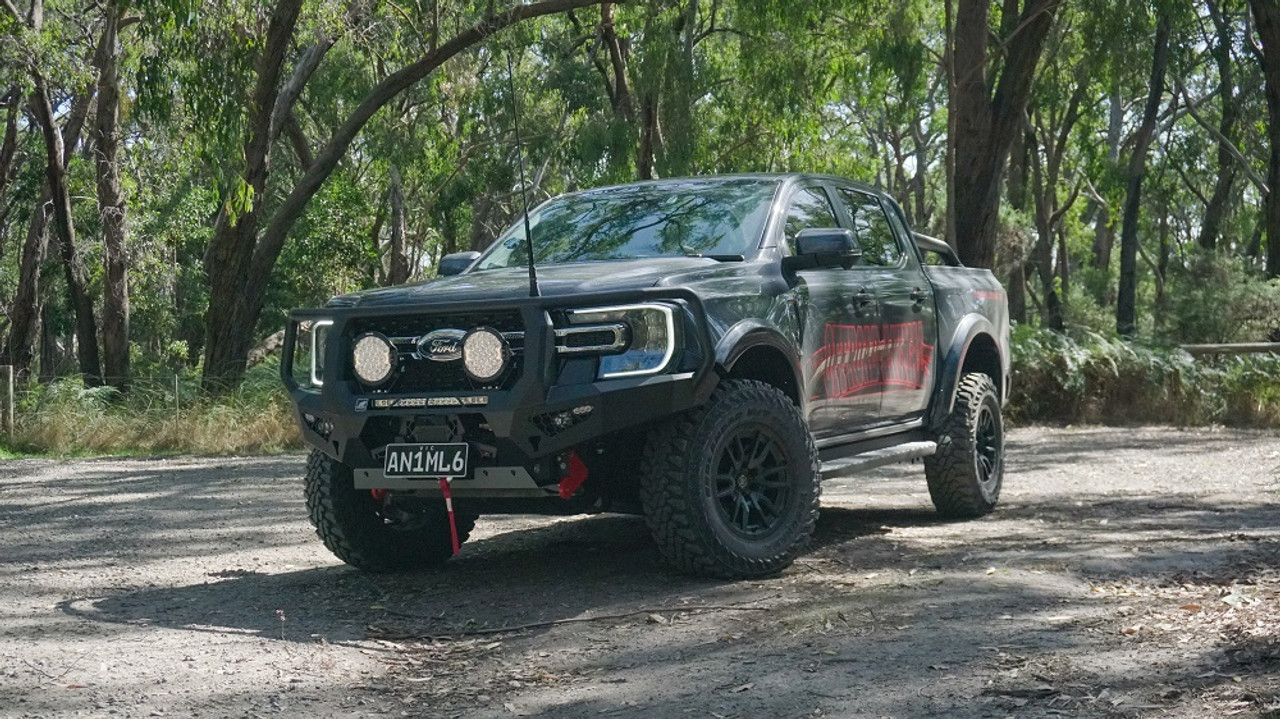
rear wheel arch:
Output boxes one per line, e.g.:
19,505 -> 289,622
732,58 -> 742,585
929,317 -> 1006,430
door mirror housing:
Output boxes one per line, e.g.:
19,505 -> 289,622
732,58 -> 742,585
784,228 -> 862,272
438,251 -> 481,277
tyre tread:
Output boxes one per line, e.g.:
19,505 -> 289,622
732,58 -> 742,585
924,373 -> 1003,518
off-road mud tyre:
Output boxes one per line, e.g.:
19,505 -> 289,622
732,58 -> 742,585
639,380 -> 820,579
303,450 -> 476,572
925,372 -> 1004,518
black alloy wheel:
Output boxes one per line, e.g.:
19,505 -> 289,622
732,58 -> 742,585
640,379 -> 821,579
711,423 -> 793,540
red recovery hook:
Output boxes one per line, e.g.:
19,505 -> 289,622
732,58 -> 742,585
557,451 -> 589,500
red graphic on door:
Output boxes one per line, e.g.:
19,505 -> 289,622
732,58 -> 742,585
809,321 -> 934,400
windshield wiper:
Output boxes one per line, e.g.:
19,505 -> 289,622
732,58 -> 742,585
684,253 -> 745,262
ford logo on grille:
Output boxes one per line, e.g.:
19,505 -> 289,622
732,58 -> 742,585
417,329 -> 466,362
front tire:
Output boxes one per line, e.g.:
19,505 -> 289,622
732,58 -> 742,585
925,373 -> 1004,518
303,450 -> 476,572
640,380 -> 820,579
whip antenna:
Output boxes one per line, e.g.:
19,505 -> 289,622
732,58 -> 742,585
506,49 -> 540,298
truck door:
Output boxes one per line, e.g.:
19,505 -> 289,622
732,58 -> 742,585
833,187 -> 937,423
782,184 -> 882,438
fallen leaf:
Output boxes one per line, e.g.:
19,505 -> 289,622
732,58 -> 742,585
732,682 -> 755,693
1180,604 -> 1202,612
646,614 -> 669,624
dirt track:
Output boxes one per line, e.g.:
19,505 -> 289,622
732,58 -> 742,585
1,426 -> 1278,718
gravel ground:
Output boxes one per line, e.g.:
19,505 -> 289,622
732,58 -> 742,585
1,426 -> 1278,718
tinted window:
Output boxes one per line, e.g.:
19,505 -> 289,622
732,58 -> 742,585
837,188 -> 902,266
475,179 -> 778,269
783,187 -> 839,246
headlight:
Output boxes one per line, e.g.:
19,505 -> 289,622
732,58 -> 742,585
462,327 -> 510,383
564,304 -> 676,379
352,333 -> 396,385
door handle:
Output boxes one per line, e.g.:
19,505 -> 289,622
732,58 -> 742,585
909,287 -> 928,309
854,289 -> 874,307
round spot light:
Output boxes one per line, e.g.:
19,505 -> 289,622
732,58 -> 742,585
462,327 -> 509,383
352,333 -> 396,386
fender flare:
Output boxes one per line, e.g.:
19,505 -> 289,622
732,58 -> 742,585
715,321 -> 805,400
928,314 -> 1006,429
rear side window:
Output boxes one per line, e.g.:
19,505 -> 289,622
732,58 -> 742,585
783,187 -> 839,246
836,188 -> 902,266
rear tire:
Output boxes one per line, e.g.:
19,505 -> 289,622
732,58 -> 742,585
925,373 -> 1004,518
639,380 -> 820,579
303,450 -> 476,572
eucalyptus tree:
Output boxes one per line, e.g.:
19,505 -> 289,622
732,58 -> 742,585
144,0 -> 616,391
0,0 -> 104,384
1249,0 -> 1280,278
948,0 -> 1060,269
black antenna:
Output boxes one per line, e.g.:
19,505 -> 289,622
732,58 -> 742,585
506,49 -> 539,298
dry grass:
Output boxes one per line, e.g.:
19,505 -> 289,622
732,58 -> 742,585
5,365 -> 304,457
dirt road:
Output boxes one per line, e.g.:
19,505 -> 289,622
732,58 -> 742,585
1,426 -> 1278,718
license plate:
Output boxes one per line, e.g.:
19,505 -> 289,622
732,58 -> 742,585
383,443 -> 469,479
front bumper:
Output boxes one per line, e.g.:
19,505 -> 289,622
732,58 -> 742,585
282,289 -> 718,494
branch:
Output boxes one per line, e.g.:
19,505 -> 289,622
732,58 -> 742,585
1175,82 -> 1269,193
269,33 -> 338,146
244,0 -> 613,312
0,0 -> 19,22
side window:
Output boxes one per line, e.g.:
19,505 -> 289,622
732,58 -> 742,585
783,187 -> 839,248
836,188 -> 902,266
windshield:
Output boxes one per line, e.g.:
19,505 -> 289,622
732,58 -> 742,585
474,178 -> 779,270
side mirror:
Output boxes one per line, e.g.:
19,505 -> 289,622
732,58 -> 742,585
784,228 -> 862,273
438,251 -> 481,277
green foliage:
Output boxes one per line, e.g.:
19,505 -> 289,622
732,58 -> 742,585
1159,254 -> 1280,343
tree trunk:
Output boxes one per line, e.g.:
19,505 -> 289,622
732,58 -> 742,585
0,90 -> 19,210
1028,135 -> 1064,331
1116,17 -> 1171,337
2,201 -> 50,377
1250,0 -> 1280,277
1199,0 -> 1239,251
387,165 -> 409,285
96,0 -> 130,391
201,0 -> 305,392
31,82 -> 102,385
950,0 -> 1059,269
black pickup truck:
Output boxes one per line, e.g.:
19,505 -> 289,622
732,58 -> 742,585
282,174 -> 1010,579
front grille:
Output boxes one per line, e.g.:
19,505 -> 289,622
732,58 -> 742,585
349,311 -> 525,393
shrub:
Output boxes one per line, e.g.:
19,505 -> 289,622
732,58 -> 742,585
1009,325 -> 1280,427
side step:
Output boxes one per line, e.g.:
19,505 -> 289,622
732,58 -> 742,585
820,441 -> 938,479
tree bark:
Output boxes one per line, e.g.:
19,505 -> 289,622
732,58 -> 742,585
200,0 -> 612,390
387,165 -> 409,285
1249,0 -> 1280,277
2,201 -> 50,377
950,0 -> 1059,269
96,0 -> 130,391
1116,17 -> 1171,337
1199,0 -> 1239,251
